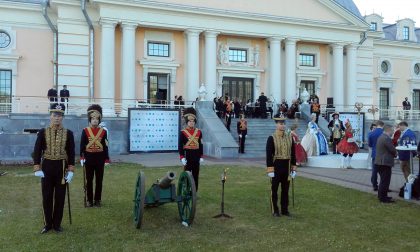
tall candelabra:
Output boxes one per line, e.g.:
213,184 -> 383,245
354,102 -> 364,147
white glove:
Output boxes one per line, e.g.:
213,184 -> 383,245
239,134 -> 242,138
267,172 -> 275,178
80,158 -> 85,166
200,158 -> 204,163
290,171 -> 297,179
34,170 -> 45,178
245,135 -> 247,137
181,158 -> 187,166
65,171 -> 74,184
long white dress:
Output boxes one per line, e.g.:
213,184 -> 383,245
301,121 -> 329,156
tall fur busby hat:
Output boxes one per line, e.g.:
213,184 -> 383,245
87,104 -> 103,123
49,103 -> 65,114
183,107 -> 197,123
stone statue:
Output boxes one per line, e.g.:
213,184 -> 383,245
198,83 -> 208,101
253,45 -> 260,67
218,43 -> 229,65
300,88 -> 310,104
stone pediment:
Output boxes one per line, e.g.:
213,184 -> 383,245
137,0 -> 366,27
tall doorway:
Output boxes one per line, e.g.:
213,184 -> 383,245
299,81 -> 315,97
222,77 -> 253,103
148,73 -> 170,104
379,87 -> 390,119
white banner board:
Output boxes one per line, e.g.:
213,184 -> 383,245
128,109 -> 180,152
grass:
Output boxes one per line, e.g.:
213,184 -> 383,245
1,163 -> 420,251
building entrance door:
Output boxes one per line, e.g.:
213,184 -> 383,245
148,73 -> 170,104
222,77 -> 253,103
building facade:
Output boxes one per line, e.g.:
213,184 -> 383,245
0,0 -> 419,116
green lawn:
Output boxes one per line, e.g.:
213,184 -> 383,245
1,163 -> 420,251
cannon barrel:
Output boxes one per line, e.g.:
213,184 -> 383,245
158,171 -> 176,189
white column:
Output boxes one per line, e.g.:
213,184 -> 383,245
204,31 -> 219,100
185,29 -> 201,102
346,44 -> 357,107
121,23 -> 137,107
332,44 -> 344,111
268,37 -> 282,105
100,21 -> 116,110
285,38 -> 297,103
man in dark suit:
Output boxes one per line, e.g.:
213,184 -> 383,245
47,87 -> 58,103
258,92 -> 268,118
368,120 -> 384,191
374,124 -> 397,203
60,85 -> 70,102
402,97 -> 411,119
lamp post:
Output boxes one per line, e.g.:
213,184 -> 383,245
367,105 -> 379,121
354,102 -> 363,147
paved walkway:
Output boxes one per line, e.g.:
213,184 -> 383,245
113,153 -> 420,204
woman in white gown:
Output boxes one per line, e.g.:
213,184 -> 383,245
301,113 -> 329,156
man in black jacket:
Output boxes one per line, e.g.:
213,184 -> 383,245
374,124 -> 397,203
266,113 -> 296,217
80,104 -> 110,207
258,92 -> 268,118
33,103 -> 75,233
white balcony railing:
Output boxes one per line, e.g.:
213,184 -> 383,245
0,96 -> 195,117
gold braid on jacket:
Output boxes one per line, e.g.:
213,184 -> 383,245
43,126 -> 68,161
272,131 -> 292,161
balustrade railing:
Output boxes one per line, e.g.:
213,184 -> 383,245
0,96 -> 196,117
2,97 -> 420,121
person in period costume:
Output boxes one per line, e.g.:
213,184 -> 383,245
328,112 -> 345,154
33,103 -> 75,234
397,121 -> 416,181
179,108 -> 204,191
301,113 -> 328,156
368,120 -> 384,191
375,124 -> 397,203
237,114 -> 248,153
310,98 -> 321,124
391,120 -> 401,147
290,124 -> 307,166
337,119 -> 359,169
266,113 -> 297,217
80,104 -> 110,207
224,96 -> 233,131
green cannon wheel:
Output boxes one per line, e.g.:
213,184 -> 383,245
133,171 -> 145,229
177,171 -> 197,225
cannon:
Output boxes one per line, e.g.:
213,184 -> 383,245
133,170 -> 197,229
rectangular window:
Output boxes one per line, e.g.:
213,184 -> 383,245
413,90 -> 420,110
403,26 -> 410,40
0,69 -> 12,113
147,42 -> 170,57
379,88 -> 390,119
228,48 -> 247,62
299,54 -> 315,67
370,22 -> 377,31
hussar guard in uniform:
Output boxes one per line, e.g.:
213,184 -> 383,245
224,96 -> 233,131
80,104 -> 110,207
179,107 -> 203,191
328,112 -> 345,154
33,103 -> 75,233
266,113 -> 297,217
237,114 -> 248,153
310,98 -> 321,124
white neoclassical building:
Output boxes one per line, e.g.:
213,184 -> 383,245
0,0 -> 419,116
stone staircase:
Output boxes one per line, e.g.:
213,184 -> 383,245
228,117 -> 309,158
